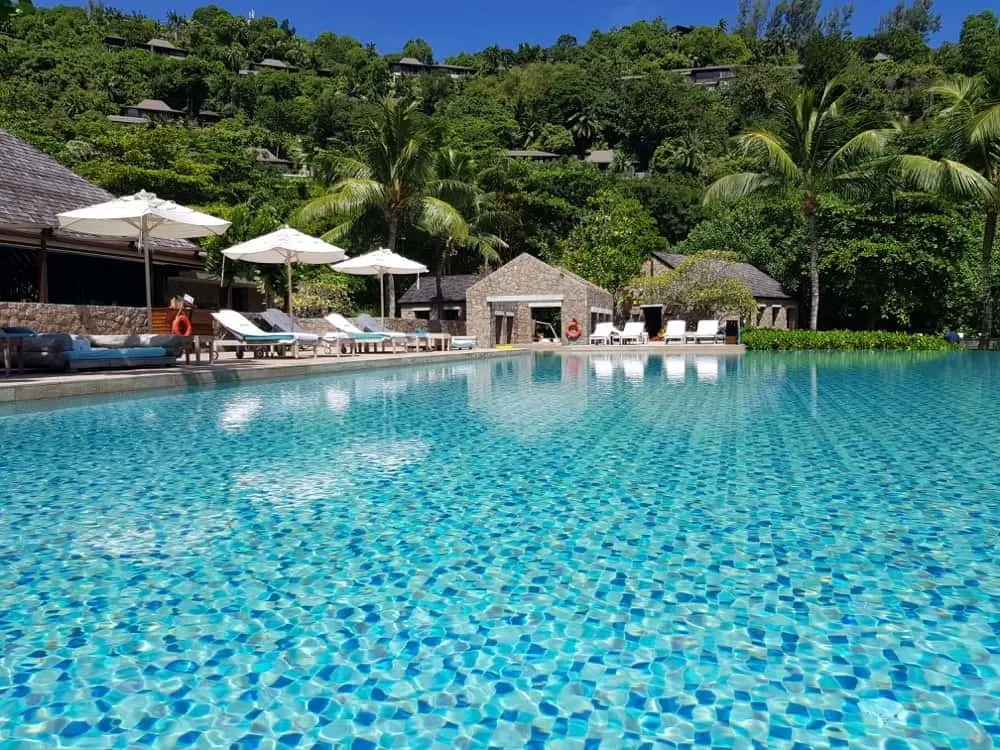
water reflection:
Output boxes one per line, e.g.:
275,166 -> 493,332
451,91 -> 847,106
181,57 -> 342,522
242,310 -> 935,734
218,395 -> 263,433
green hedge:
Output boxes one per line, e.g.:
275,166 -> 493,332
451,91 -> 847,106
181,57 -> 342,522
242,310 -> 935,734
742,329 -> 961,351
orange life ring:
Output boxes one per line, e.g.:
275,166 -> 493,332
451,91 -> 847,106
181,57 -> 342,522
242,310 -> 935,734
171,312 -> 192,336
565,320 -> 582,340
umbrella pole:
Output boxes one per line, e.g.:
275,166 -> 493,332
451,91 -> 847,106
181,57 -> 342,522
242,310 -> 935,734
141,221 -> 153,333
286,258 -> 294,319
379,272 -> 385,329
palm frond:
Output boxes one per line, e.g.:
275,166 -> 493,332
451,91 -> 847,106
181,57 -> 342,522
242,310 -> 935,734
828,126 -> 899,170
322,155 -> 373,182
319,222 -> 355,243
970,103 -> 1000,148
704,172 -> 779,206
898,155 -> 997,201
416,196 -> 469,238
739,131 -> 799,181
294,179 -> 385,224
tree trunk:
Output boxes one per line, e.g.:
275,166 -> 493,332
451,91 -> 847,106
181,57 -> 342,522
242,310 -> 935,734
385,217 -> 398,319
805,196 -> 820,331
980,209 -> 998,349
434,242 -> 447,322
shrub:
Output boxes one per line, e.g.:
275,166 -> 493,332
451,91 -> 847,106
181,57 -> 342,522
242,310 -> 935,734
742,329 -> 961,351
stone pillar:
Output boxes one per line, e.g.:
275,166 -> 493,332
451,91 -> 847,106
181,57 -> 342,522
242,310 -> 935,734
773,305 -> 788,329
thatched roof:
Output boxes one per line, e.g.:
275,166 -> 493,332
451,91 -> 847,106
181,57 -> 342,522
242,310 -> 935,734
147,38 -> 178,49
400,274 -> 482,304
652,252 -> 792,300
0,127 -> 197,260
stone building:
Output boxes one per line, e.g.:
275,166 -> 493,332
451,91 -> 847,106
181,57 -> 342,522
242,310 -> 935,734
643,251 -> 798,330
466,254 -> 614,345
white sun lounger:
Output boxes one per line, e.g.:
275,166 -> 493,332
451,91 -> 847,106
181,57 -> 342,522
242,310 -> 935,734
663,320 -> 688,345
589,322 -> 621,345
691,320 -> 722,344
620,321 -> 649,345
210,310 -> 305,360
261,309 -> 356,356
324,313 -> 403,353
355,314 -> 429,352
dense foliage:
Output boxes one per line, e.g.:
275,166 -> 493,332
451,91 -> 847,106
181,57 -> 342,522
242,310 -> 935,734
1,0 -> 999,329
743,328 -> 960,350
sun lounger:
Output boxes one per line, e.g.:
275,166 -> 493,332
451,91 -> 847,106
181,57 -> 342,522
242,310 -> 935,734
663,320 -> 688,345
355,313 -> 429,352
451,336 -> 477,350
261,308 -> 356,356
620,321 -> 649,345
324,313 -> 402,353
691,320 -> 722,344
210,310 -> 302,360
589,322 -> 621,345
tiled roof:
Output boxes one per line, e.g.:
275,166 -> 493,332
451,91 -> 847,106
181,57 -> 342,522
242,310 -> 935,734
133,99 -> 182,114
506,149 -> 559,158
400,274 -> 482,304
585,149 -> 615,164
0,128 -> 196,257
651,252 -> 792,300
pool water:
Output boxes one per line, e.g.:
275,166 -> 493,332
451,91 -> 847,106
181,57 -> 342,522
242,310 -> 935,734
1,352 -> 998,748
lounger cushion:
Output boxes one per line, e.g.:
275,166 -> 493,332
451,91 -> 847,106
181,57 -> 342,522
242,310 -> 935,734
65,347 -> 170,361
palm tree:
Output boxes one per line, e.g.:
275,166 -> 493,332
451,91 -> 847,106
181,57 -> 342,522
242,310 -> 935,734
705,84 -> 897,329
296,98 -> 466,317
897,77 -> 1000,346
567,111 -> 600,155
426,149 -> 507,319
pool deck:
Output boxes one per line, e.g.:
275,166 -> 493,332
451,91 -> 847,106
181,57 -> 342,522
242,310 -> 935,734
0,343 -> 744,404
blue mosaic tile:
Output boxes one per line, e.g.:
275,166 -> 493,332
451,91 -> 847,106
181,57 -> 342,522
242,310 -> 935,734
0,352 -> 998,747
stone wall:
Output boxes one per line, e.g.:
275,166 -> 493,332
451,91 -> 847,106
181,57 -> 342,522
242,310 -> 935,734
0,302 -> 148,334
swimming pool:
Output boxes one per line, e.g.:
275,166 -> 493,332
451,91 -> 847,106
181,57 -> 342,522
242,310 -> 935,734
1,351 -> 997,748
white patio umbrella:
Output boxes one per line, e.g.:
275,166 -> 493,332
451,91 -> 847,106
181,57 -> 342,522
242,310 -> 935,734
332,248 -> 428,326
56,190 -> 230,330
220,226 -> 348,317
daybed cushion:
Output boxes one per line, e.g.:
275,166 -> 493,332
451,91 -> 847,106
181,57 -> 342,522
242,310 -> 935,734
89,334 -> 186,356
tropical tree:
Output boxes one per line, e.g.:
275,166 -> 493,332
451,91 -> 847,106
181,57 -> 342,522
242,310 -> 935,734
561,189 -> 665,318
898,76 -> 1000,345
631,251 -> 758,323
704,83 -> 897,329
295,98 -> 466,316
425,149 -> 506,319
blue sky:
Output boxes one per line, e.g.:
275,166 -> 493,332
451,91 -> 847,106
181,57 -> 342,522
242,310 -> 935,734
49,0 -> 987,56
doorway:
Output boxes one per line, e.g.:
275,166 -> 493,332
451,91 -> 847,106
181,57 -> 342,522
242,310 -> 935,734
641,305 -> 663,339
